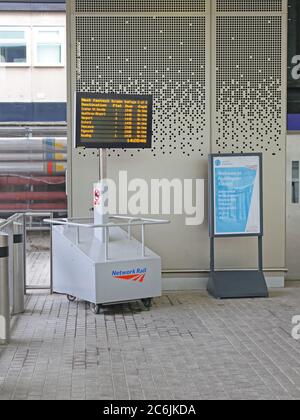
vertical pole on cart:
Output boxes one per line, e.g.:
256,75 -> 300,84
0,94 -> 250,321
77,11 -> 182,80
0,234 -> 10,345
94,149 -> 109,243
105,227 -> 109,262
141,224 -> 146,257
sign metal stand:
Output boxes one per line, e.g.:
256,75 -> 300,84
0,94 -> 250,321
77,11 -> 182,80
208,153 -> 269,299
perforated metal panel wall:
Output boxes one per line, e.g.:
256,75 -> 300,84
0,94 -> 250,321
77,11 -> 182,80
68,0 -> 287,274
214,16 -> 284,156
75,0 -> 206,13
76,15 -> 207,158
216,0 -> 283,12
211,0 -> 287,271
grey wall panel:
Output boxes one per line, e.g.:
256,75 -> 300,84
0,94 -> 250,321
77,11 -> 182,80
71,5 -> 211,271
211,1 -> 287,270
286,135 -> 300,280
214,16 -> 284,156
71,150 -> 99,216
68,0 -> 287,273
108,156 -> 210,270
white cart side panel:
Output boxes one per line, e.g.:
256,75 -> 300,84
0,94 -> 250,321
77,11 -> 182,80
52,227 -> 96,302
95,258 -> 162,305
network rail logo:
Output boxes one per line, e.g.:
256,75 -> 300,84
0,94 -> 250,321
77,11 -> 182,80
112,268 -> 147,284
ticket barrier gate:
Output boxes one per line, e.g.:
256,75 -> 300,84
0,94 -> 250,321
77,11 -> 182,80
0,215 -> 26,344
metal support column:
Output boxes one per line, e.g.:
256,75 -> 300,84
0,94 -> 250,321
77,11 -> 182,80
12,222 -> 25,315
210,237 -> 215,273
258,236 -> 264,273
0,234 -> 10,345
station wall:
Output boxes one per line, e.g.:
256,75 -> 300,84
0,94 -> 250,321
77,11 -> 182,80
67,0 -> 287,281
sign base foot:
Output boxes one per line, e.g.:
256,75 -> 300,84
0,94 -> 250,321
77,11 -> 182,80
208,271 -> 269,299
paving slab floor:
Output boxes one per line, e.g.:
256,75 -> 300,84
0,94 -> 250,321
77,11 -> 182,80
0,240 -> 300,400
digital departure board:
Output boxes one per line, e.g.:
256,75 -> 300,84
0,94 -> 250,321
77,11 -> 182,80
75,93 -> 153,149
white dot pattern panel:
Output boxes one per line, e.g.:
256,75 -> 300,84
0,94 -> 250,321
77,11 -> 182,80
76,16 -> 207,158
215,16 -> 283,156
216,0 -> 282,12
75,0 -> 206,13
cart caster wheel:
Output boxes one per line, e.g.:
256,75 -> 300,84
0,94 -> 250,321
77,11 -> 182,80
91,303 -> 102,315
142,298 -> 152,310
67,295 -> 76,302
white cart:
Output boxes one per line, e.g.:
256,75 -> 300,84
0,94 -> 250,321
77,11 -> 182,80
45,216 -> 169,313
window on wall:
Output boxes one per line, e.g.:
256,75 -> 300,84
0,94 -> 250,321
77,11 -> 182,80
0,28 -> 30,66
33,27 -> 65,67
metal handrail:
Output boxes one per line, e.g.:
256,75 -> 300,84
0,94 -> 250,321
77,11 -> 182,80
44,216 -> 170,262
0,213 -> 23,230
44,216 -> 170,229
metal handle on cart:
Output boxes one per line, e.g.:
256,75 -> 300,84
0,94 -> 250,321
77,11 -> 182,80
44,216 -> 170,262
